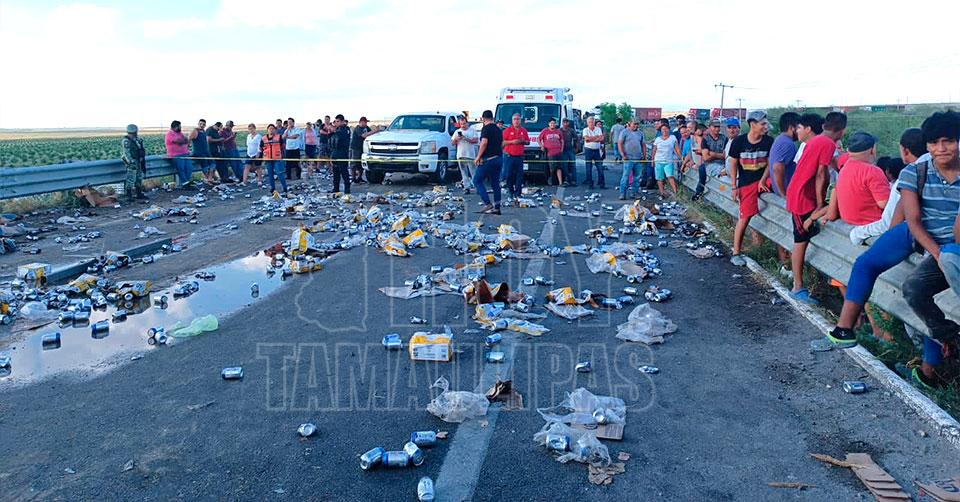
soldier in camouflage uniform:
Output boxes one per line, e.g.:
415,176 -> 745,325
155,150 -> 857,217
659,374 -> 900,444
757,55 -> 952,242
121,124 -> 147,201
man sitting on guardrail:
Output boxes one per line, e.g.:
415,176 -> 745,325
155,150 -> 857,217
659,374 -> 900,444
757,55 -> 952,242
727,111 -> 774,267
897,111 -> 960,389
785,112 -> 846,306
695,119 -> 727,201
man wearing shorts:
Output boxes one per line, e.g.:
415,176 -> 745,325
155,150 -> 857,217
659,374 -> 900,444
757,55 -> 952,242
651,124 -> 681,197
785,111 -> 847,305
696,119 -> 727,199
727,110 -> 774,266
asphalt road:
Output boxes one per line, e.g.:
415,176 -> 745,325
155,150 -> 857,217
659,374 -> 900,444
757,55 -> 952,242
1,163 -> 958,501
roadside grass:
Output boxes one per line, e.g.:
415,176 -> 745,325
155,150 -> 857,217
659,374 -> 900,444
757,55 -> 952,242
677,188 -> 960,420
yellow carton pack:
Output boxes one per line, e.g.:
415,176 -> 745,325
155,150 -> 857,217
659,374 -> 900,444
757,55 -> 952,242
409,331 -> 453,362
18,263 -> 51,285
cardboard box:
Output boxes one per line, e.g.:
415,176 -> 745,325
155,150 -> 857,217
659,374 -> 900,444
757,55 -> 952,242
409,331 -> 452,362
17,263 -> 51,284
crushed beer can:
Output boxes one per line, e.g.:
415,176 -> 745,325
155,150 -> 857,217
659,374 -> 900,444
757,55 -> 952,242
221,367 -> 243,380
626,275 -> 642,284
417,476 -> 435,502
639,365 -> 660,374
534,276 -> 553,286
545,434 -> 570,451
592,408 -> 611,425
0,315 -> 10,326
297,423 -> 318,437
410,316 -> 428,325
111,310 -> 128,323
430,265 -> 443,274
360,447 -> 386,470
382,450 -> 411,468
617,295 -> 635,305
410,431 -> 437,447
485,351 -> 505,363
522,277 -> 535,286
382,333 -> 403,350
142,255 -> 155,264
42,332 -> 61,350
623,286 -> 639,296
644,286 -> 672,302
153,294 -> 168,308
600,297 -> 622,309
0,352 -> 12,369
575,361 -> 592,373
842,381 -> 867,394
403,441 -> 425,466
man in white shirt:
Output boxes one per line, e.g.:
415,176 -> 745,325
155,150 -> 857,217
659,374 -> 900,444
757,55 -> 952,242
283,117 -> 304,181
242,123 -> 263,186
451,116 -> 479,194
609,118 -> 625,162
582,116 -> 605,189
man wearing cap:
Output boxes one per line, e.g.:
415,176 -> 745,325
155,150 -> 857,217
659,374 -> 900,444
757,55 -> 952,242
721,116 -> 741,178
121,124 -> 147,202
330,114 -> 351,193
814,132 -> 889,228
696,119 -> 727,200
726,111 -> 774,266
350,117 -> 376,183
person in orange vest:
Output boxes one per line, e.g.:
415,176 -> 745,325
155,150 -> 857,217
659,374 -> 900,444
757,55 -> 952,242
261,124 -> 288,195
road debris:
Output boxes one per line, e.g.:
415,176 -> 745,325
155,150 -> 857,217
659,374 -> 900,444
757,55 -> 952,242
426,376 -> 489,423
767,482 -> 815,490
186,400 -> 216,411
615,303 -> 677,344
915,474 -> 960,502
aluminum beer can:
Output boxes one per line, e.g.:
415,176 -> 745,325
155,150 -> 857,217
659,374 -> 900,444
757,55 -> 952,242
42,332 -> 61,350
485,351 -> 505,363
484,333 -> 502,346
360,447 -> 386,470
297,423 -> 317,437
91,320 -> 110,338
0,315 -> 11,325
410,431 -> 437,447
545,434 -> 570,451
842,381 -> 867,394
575,361 -> 592,373
382,333 -> 402,350
221,367 -> 243,380
403,441 -> 425,466
417,477 -> 435,502
382,450 -> 410,468
430,265 -> 443,274
592,408 -> 609,424
0,353 -> 10,368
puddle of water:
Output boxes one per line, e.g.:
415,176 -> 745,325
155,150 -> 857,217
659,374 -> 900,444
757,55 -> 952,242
0,252 -> 289,386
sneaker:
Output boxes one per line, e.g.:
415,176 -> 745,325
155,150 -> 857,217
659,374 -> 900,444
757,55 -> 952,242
475,204 -> 494,214
779,265 -> 794,281
826,327 -> 858,348
729,254 -> 747,266
912,367 -> 940,391
618,193 -> 626,200
789,288 -> 820,306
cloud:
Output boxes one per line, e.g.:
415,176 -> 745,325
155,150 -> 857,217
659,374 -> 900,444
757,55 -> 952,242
212,0 -> 358,28
143,17 -> 208,39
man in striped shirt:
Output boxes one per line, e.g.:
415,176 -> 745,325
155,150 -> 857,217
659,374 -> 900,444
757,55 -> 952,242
898,111 -> 960,389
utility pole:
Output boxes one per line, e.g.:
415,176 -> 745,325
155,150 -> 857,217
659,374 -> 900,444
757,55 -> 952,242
735,98 -> 744,120
715,82 -> 734,118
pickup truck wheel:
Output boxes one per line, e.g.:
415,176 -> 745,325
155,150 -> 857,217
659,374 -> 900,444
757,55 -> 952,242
431,151 -> 448,183
366,170 -> 385,184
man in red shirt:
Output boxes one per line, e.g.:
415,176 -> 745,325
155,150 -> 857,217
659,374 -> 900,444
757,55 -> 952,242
538,118 -> 565,186
502,113 -> 530,201
785,111 -> 847,305
817,132 -> 889,226
164,120 -> 193,188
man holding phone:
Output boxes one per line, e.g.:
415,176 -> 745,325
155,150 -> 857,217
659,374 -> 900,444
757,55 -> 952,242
452,116 -> 479,194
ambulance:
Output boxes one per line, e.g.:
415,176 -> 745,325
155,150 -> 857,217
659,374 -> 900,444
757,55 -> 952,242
494,87 -> 581,180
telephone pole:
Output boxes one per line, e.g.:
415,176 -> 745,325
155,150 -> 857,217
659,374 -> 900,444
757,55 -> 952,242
735,98 -> 744,120
715,82 -> 734,118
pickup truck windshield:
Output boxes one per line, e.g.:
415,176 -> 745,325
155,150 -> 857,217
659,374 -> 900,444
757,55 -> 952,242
389,115 -> 446,132
495,103 -> 561,132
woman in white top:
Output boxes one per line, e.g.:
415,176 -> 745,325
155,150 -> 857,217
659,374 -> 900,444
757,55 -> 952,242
242,123 -> 264,187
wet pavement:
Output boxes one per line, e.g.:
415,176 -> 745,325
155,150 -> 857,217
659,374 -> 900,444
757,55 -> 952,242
0,252 -> 288,386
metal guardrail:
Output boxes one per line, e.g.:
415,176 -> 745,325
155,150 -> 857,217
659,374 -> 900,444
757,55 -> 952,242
680,172 -> 960,335
1,155 -> 183,199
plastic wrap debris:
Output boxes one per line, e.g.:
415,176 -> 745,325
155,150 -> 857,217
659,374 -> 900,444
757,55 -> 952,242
136,226 -> 165,239
19,301 -> 58,321
134,206 -> 165,221
505,318 -> 550,336
74,186 -> 118,207
55,215 -> 92,225
537,388 -> 626,426
686,247 -> 715,259
168,314 -> 219,337
615,303 -> 677,344
426,376 -> 489,423
533,421 -> 611,467
545,303 -> 595,320
585,252 -> 648,277
546,287 -> 579,305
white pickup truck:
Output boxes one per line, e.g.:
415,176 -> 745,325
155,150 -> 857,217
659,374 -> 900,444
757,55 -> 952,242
361,112 -> 461,184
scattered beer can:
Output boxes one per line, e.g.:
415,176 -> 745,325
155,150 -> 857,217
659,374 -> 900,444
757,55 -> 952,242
382,450 -> 411,468
297,423 -> 318,438
417,476 -> 435,502
152,295 -> 168,308
91,320 -> 110,338
0,315 -> 11,325
430,265 -> 443,274
626,275 -> 642,284
382,333 -> 403,350
485,351 -> 505,363
42,332 -> 61,350
639,365 -> 660,374
842,381 -> 867,394
250,283 -> 259,296
490,319 -> 508,331
623,286 -> 639,296
0,353 -> 11,368
575,361 -> 592,373
111,310 -> 128,322
545,433 -> 570,452
403,441 -> 425,466
360,447 -> 386,471
142,255 -> 154,264
410,316 -> 428,325
592,408 -> 609,425
484,333 -> 502,346
522,277 -> 535,286
617,295 -> 635,305
221,367 -> 243,380
410,431 -> 437,447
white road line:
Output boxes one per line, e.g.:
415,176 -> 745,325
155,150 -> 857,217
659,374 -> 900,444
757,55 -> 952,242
434,186 -> 562,502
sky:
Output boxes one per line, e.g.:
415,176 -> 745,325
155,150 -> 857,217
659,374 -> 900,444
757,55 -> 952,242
1,0 -> 959,128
